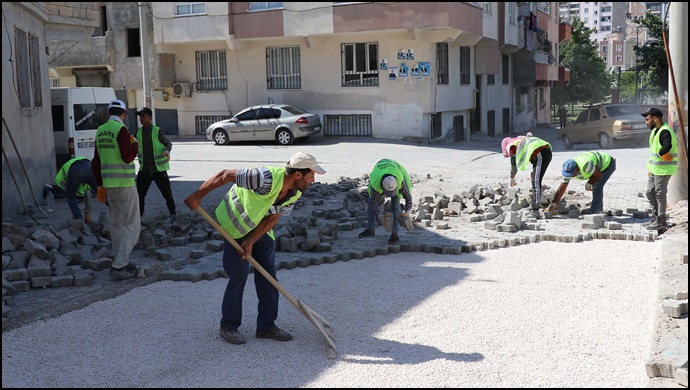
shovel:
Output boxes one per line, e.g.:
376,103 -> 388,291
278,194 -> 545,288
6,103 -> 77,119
194,206 -> 337,359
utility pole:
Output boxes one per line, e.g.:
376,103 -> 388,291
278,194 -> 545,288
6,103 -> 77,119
635,24 -> 640,104
668,2 -> 688,203
139,2 -> 154,123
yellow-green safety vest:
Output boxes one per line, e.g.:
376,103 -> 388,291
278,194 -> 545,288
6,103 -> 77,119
55,156 -> 92,197
515,137 -> 551,171
573,151 -> 612,181
136,124 -> 170,172
647,124 -> 678,176
95,120 -> 136,188
216,166 -> 301,240
368,159 -> 412,197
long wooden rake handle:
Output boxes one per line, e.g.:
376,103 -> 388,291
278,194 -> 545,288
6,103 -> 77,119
194,206 -> 336,358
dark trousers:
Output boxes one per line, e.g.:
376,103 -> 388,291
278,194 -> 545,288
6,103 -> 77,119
136,170 -> 176,215
529,148 -> 552,208
220,234 -> 279,332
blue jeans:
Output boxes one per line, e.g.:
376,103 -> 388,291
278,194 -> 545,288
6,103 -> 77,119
590,158 -> 616,213
368,195 -> 401,234
220,233 -> 279,332
65,160 -> 97,220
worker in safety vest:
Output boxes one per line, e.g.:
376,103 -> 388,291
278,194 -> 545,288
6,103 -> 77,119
134,107 -> 176,218
641,107 -> 678,230
501,132 -> 552,219
357,159 -> 413,244
547,151 -> 617,215
184,152 -> 325,345
92,99 -> 140,281
45,156 -> 97,220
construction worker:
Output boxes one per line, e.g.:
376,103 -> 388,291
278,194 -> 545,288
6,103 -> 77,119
641,107 -> 678,230
547,151 -> 617,215
184,152 -> 325,345
501,132 -> 552,219
44,156 -> 97,220
358,158 -> 413,244
92,99 -> 141,281
134,107 -> 176,218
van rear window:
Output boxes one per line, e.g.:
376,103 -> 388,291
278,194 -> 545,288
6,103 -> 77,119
73,103 -> 110,131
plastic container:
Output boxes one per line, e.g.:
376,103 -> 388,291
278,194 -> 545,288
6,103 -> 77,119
46,190 -> 55,212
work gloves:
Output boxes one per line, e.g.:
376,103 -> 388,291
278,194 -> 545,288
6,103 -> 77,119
510,177 -> 517,187
544,203 -> 557,214
660,153 -> 673,162
97,187 -> 107,204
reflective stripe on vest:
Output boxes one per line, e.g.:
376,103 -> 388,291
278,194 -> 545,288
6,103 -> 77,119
136,124 -> 170,172
647,124 -> 678,175
96,120 -> 135,187
515,137 -> 550,171
215,166 -> 302,239
368,159 -> 412,197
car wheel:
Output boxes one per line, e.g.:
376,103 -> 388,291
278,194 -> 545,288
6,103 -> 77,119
276,129 -> 294,145
213,129 -> 230,145
562,134 -> 574,150
598,132 -> 612,149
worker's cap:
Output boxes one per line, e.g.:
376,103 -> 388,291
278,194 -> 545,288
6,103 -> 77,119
641,107 -> 663,119
382,175 -> 398,197
286,152 -> 326,174
108,99 -> 126,109
562,159 -> 577,177
136,107 -> 152,116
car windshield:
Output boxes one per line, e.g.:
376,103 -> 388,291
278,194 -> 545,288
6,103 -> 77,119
605,104 -> 641,118
281,105 -> 307,115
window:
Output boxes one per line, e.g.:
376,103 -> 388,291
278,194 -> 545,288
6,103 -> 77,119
266,46 -> 301,89
436,43 -> 448,85
487,75 -> 495,85
250,2 -> 283,11
127,28 -> 140,57
508,2 -> 515,24
483,2 -> 492,14
14,28 -> 42,109
502,54 -> 509,85
176,2 -> 205,16
459,46 -> 470,85
615,55 -> 622,62
589,109 -> 600,121
196,50 -> 227,91
341,42 -> 379,87
616,44 -> 622,51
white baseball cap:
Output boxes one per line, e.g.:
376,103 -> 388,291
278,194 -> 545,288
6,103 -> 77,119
286,152 -> 326,174
382,175 -> 398,197
108,99 -> 126,109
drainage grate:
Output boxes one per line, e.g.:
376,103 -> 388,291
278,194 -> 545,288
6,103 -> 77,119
323,114 -> 372,136
195,115 -> 232,135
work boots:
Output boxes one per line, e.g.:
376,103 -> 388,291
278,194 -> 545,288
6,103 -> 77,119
642,214 -> 657,227
525,209 -> 541,219
646,216 -> 666,230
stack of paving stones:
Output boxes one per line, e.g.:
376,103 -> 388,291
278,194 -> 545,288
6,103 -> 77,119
0,177 -> 663,331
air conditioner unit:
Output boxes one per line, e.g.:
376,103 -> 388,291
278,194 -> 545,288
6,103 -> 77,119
173,82 -> 192,97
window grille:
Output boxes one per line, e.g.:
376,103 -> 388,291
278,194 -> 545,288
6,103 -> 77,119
323,114 -> 372,136
460,46 -> 471,85
266,46 -> 301,89
196,50 -> 228,91
195,115 -> 232,135
436,43 -> 448,85
15,28 -> 42,109
341,43 -> 379,87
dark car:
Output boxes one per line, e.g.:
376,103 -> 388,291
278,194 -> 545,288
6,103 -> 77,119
206,104 -> 322,145
557,103 -> 650,149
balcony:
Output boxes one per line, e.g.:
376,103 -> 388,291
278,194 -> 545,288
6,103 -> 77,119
555,66 -> 570,86
559,22 -> 572,45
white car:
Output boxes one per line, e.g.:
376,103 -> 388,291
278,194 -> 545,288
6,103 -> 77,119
206,104 -> 322,145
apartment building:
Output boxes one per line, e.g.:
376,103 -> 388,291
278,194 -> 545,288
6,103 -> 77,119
47,2 -> 570,141
559,2 -> 626,43
2,2 -> 100,220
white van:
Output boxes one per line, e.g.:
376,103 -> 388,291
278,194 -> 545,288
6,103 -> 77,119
51,87 -> 117,168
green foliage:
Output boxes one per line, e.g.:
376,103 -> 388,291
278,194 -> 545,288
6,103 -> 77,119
611,68 -> 637,102
633,13 -> 669,93
552,18 -> 612,108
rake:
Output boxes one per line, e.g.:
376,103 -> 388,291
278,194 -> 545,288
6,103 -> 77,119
195,206 -> 336,359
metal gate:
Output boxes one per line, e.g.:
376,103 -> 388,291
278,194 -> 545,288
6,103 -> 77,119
195,115 -> 232,135
323,114 -> 372,136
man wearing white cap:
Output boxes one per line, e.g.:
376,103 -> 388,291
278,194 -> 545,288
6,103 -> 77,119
92,99 -> 141,281
184,152 -> 325,345
358,158 -> 413,244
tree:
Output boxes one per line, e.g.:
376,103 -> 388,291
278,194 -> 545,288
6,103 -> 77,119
552,18 -> 612,109
611,68 -> 637,102
634,13 -> 668,94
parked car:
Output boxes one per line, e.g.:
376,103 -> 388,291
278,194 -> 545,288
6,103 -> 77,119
557,103 -> 650,150
206,104 -> 322,145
